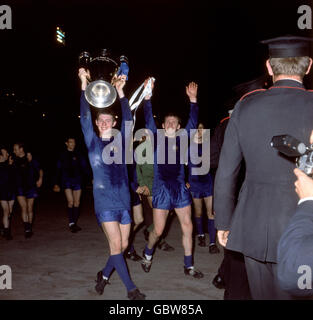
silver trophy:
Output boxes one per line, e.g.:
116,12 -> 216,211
79,49 -> 128,108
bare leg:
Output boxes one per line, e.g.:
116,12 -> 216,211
147,209 -> 169,249
132,203 -> 144,232
203,196 -> 213,219
26,198 -> 35,223
64,189 -> 74,208
8,200 -> 14,215
101,221 -> 124,254
73,189 -> 82,208
1,201 -> 10,228
120,223 -> 131,252
100,222 -> 131,254
100,221 -> 138,294
17,196 -> 28,222
192,197 -> 203,218
175,205 -> 193,256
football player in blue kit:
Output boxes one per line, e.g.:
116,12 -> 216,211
13,143 -> 43,238
187,123 -> 219,253
0,147 -> 15,240
141,78 -> 204,279
78,68 -> 145,300
53,137 -> 90,233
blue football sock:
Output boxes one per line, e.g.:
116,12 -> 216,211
184,255 -> 193,268
144,244 -> 154,257
195,217 -> 204,235
102,256 -> 114,278
67,207 -> 74,225
111,253 -> 136,292
207,218 -> 216,244
73,206 -> 80,224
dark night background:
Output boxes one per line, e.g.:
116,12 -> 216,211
0,0 -> 313,186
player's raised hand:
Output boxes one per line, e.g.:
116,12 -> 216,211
186,82 -> 198,103
144,77 -> 155,100
78,68 -> 90,90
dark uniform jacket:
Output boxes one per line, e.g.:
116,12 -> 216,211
210,116 -> 229,170
214,79 -> 313,263
277,200 -> 313,297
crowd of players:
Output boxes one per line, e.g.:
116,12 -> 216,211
0,72 -> 223,300
0,67 -> 267,301
3,35 -> 312,300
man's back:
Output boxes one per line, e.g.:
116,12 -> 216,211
214,79 -> 313,262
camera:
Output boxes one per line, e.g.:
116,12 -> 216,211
270,135 -> 313,176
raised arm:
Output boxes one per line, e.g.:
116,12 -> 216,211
143,99 -> 157,134
114,75 -> 133,147
185,82 -> 199,132
142,77 -> 157,134
115,75 -> 133,123
78,68 -> 94,148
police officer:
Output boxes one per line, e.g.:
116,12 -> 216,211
211,76 -> 268,299
214,35 -> 313,299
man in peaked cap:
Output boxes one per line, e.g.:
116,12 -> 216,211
210,75 -> 269,171
210,75 -> 268,300
213,35 -> 313,299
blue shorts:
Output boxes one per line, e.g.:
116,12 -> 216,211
63,181 -> 81,191
96,210 -> 132,226
152,182 -> 192,211
0,189 -> 15,201
130,190 -> 141,207
191,190 -> 213,199
17,188 -> 38,199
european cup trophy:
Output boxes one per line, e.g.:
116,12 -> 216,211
79,49 -> 129,108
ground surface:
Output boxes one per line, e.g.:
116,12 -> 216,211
0,189 -> 224,300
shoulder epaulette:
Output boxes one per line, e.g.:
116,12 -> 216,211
239,88 -> 267,101
220,116 -> 230,124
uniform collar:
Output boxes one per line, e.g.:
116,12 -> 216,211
271,79 -> 305,89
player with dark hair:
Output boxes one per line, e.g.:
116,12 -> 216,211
13,142 -> 43,238
53,137 -> 90,233
187,122 -> 218,253
141,78 -> 203,278
78,68 -> 145,300
0,146 -> 16,240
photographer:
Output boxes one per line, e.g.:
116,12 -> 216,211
277,166 -> 313,297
